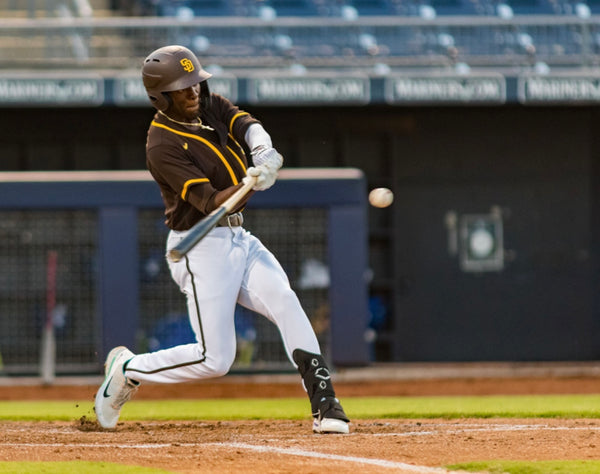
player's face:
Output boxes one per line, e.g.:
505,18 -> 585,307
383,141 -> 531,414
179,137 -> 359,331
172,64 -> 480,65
167,83 -> 201,121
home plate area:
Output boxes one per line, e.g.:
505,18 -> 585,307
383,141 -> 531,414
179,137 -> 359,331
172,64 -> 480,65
1,418 -> 599,473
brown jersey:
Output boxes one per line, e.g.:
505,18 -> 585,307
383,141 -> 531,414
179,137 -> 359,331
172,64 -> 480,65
146,93 -> 261,230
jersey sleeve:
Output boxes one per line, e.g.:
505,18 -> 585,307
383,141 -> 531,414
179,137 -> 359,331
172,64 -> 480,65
208,93 -> 261,146
147,142 -> 218,215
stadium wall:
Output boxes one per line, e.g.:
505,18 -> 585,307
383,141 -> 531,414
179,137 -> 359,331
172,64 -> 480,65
0,169 -> 369,373
0,101 -> 598,364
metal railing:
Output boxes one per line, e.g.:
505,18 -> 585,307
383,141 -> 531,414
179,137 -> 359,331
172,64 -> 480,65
1,15 -> 600,71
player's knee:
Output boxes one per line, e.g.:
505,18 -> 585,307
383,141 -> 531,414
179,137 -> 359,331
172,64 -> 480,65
205,351 -> 235,377
211,361 -> 232,377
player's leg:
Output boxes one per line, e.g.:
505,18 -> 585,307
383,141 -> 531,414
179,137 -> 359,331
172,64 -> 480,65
237,232 -> 349,433
95,229 -> 242,428
292,348 -> 350,434
125,228 -> 244,382
94,345 -> 139,429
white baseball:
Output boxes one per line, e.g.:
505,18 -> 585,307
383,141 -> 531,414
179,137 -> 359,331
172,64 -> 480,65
369,187 -> 394,208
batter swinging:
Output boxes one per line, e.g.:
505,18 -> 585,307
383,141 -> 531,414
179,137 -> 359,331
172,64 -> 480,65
94,45 -> 349,434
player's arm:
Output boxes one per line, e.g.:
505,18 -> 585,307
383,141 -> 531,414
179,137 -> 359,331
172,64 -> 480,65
205,95 -> 283,192
148,144 -> 246,215
179,174 -> 252,215
242,125 -> 283,191
210,94 -> 284,173
213,96 -> 283,191
212,182 -> 254,212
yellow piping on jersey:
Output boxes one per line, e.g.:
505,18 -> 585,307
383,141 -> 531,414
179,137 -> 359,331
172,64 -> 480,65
181,177 -> 209,201
151,120 -> 239,186
228,133 -> 245,155
227,134 -> 247,173
226,146 -> 247,173
229,112 -> 249,135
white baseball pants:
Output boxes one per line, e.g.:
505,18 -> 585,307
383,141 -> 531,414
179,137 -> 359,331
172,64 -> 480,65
124,225 -> 321,383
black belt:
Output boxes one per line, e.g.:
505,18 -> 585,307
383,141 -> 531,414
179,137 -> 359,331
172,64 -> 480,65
216,212 -> 243,227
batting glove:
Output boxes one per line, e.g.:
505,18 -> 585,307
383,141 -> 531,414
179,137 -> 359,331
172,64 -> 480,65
243,165 -> 277,191
251,146 -> 283,171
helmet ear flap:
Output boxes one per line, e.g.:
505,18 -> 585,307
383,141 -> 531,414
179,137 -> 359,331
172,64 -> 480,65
147,92 -> 172,111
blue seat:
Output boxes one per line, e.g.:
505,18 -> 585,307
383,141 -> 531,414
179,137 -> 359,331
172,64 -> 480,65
267,0 -> 320,15
349,0 -> 395,15
187,0 -> 235,15
506,0 -> 555,14
581,0 -> 600,14
429,0 -> 479,15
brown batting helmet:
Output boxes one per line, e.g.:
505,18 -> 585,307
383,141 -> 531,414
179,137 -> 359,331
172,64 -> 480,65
142,45 -> 212,111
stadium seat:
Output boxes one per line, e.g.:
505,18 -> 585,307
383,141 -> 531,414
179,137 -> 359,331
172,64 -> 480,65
186,0 -> 235,15
505,0 -> 555,14
267,0 -> 320,16
429,0 -> 476,15
581,0 -> 600,14
348,0 -> 395,15
155,0 -> 188,16
154,0 -> 237,16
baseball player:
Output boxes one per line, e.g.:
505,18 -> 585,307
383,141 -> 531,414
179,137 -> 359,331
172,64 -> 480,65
94,45 -> 349,434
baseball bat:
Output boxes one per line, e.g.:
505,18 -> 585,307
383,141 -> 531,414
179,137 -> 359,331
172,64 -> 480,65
40,250 -> 58,385
168,176 -> 257,262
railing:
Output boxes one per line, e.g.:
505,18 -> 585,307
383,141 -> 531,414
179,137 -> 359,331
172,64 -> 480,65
1,15 -> 600,70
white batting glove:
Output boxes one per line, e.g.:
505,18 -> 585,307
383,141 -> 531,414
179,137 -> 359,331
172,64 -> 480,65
243,165 -> 277,191
251,146 -> 283,171
242,166 -> 261,187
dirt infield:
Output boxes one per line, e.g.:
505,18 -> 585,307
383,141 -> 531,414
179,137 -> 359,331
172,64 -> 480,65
1,372 -> 600,473
3,418 -> 600,473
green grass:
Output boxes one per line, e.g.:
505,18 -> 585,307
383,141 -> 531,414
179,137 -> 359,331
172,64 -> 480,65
447,460 -> 600,473
3,394 -> 600,473
2,394 -> 600,421
3,460 -> 600,474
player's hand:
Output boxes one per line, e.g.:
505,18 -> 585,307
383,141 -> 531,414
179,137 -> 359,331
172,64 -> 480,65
242,166 -> 261,188
252,146 -> 283,171
243,165 -> 277,191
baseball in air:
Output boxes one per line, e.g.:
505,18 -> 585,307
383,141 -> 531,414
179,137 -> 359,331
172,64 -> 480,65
368,187 -> 394,208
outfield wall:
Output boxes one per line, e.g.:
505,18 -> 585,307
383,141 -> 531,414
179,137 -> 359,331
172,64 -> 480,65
0,169 -> 369,375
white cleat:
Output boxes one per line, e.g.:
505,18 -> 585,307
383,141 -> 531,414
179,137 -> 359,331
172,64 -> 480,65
312,396 -> 350,434
94,346 -> 139,429
313,417 -> 350,434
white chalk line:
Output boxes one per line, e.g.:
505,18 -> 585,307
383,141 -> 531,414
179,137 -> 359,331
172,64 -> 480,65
210,442 -> 454,472
2,423 -> 596,473
1,441 -> 452,473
